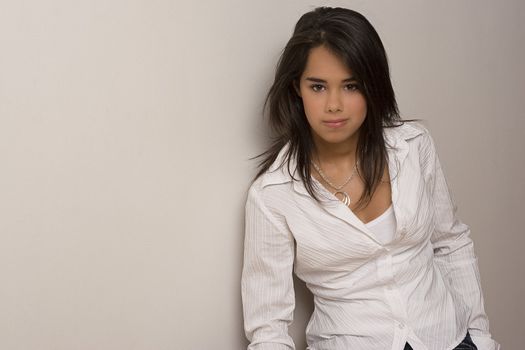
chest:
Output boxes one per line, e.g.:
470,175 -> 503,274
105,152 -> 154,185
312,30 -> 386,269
283,153 -> 436,273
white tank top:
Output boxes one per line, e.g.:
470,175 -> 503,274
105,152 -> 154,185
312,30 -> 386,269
364,205 -> 396,245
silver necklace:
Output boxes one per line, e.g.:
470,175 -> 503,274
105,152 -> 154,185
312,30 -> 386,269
312,160 -> 358,206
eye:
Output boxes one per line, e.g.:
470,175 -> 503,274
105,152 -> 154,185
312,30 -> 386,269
344,83 -> 359,91
310,84 -> 325,92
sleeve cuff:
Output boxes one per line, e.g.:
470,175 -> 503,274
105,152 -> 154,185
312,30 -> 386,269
470,334 -> 501,350
248,343 -> 294,350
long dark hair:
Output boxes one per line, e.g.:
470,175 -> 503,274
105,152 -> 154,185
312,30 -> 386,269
256,7 -> 402,210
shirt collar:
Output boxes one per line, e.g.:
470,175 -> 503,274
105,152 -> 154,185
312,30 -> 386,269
383,122 -> 425,182
261,143 -> 295,188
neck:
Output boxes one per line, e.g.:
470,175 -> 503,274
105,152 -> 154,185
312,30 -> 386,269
312,134 -> 359,167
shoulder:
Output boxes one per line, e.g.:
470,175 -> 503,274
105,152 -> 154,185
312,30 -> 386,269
253,144 -> 296,191
384,121 -> 430,143
384,121 -> 440,177
385,121 -> 437,155
247,144 -> 296,210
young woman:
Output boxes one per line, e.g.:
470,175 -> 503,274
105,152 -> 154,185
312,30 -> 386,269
241,7 -> 499,350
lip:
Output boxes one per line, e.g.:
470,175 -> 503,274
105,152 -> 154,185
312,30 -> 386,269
323,119 -> 348,128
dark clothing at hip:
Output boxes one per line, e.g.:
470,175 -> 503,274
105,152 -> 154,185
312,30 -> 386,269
404,332 -> 477,350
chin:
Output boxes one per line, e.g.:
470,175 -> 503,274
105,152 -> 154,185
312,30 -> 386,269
312,128 -> 359,146
320,135 -> 353,144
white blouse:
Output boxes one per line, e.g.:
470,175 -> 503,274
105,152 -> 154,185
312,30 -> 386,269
365,205 -> 396,245
241,123 -> 500,350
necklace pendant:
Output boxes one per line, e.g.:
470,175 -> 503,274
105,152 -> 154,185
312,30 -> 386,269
334,191 -> 351,206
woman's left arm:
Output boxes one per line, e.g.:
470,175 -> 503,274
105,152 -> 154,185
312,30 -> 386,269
421,131 -> 500,350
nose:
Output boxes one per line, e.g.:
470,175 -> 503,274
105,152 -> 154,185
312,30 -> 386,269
325,90 -> 343,113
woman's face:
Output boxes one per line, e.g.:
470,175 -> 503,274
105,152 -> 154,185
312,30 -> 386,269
298,45 -> 367,149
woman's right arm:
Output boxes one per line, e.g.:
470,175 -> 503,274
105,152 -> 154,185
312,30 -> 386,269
241,185 -> 296,350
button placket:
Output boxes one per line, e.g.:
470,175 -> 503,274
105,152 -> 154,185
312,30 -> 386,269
378,253 -> 411,340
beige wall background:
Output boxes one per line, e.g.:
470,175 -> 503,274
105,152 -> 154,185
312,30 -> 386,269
0,0 -> 523,349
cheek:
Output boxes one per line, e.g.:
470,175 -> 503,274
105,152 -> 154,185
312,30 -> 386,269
301,93 -> 323,118
349,94 -> 367,116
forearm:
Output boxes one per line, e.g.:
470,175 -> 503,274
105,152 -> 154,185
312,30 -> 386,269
424,129 -> 499,349
242,186 -> 296,350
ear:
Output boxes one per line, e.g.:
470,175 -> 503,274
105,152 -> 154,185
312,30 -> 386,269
293,80 -> 301,97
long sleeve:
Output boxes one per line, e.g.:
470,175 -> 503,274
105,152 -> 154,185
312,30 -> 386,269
422,132 -> 500,350
241,185 -> 296,350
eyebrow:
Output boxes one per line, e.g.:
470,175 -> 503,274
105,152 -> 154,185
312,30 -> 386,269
305,76 -> 356,83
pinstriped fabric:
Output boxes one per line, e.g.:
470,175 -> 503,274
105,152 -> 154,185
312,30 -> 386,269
241,123 -> 500,350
